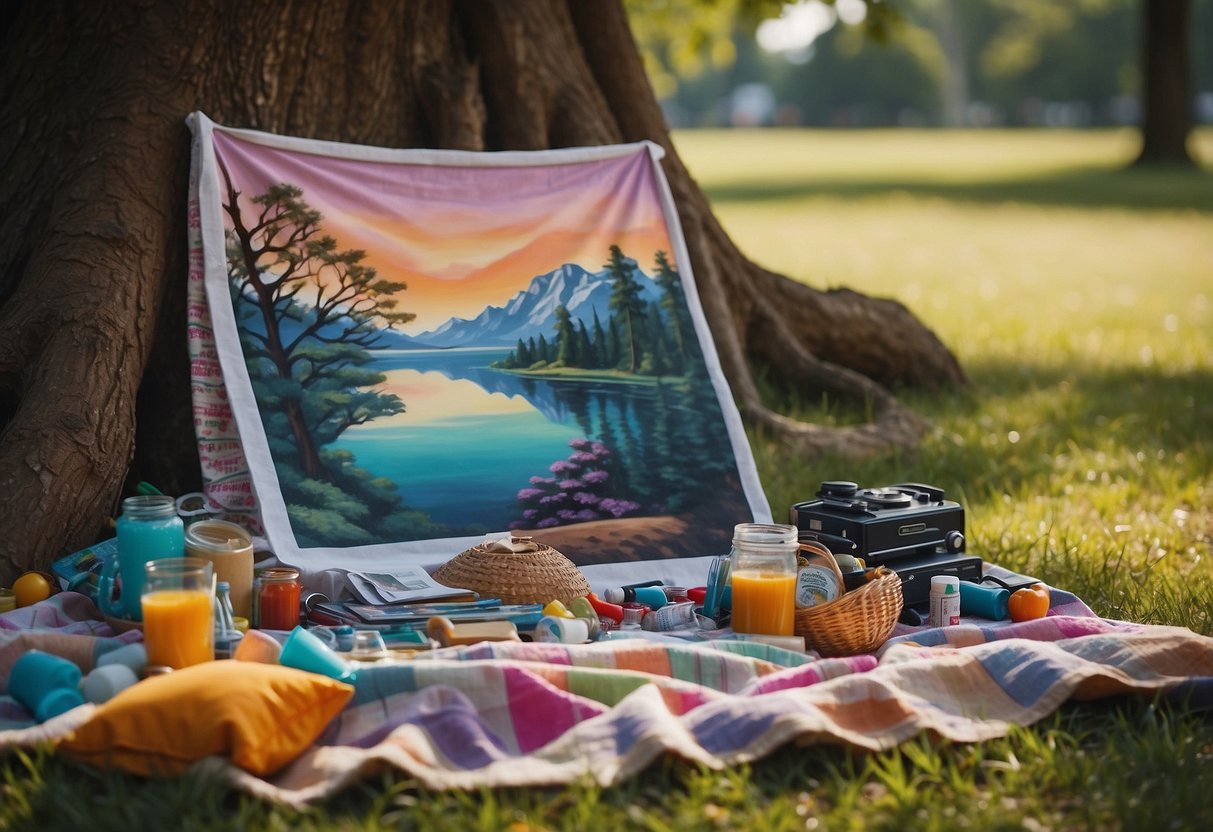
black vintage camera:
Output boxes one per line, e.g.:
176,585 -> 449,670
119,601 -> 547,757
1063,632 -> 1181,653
790,481 -> 981,606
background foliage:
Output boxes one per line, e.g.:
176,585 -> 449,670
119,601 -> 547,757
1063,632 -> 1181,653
631,0 -> 1213,129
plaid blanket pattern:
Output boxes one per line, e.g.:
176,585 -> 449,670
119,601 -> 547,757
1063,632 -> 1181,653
2,592 -> 1211,806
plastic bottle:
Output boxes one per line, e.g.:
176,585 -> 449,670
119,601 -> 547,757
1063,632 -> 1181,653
928,576 -> 961,627
214,581 -> 243,659
215,581 -> 236,632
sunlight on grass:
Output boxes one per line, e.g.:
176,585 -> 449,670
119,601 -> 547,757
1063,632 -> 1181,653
678,127 -> 1145,183
674,127 -> 1213,634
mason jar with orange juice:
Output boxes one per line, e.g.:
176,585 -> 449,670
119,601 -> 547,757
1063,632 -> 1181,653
729,523 -> 799,636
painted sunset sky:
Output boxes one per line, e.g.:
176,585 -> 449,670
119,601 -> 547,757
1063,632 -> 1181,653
212,131 -> 677,334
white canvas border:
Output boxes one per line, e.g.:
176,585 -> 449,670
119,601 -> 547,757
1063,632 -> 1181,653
187,111 -> 770,582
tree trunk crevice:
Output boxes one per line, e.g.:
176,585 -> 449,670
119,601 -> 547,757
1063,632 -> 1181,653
0,0 -> 966,582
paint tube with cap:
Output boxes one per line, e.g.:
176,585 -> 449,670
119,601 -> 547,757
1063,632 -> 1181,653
641,601 -> 697,632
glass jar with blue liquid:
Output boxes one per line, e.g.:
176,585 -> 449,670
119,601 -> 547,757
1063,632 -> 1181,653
99,495 -> 186,621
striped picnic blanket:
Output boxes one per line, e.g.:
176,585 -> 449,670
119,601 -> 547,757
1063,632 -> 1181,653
3,592 -> 1212,806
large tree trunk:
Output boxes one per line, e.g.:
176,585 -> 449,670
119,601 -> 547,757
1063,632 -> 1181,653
1134,0 -> 1193,166
0,0 -> 964,583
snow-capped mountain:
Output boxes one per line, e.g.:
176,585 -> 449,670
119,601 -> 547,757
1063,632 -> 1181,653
415,262 -> 661,349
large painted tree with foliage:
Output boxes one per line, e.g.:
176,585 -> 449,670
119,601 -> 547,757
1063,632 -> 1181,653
0,0 -> 965,582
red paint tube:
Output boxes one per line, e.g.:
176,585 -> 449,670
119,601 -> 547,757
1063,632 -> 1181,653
584,592 -> 624,623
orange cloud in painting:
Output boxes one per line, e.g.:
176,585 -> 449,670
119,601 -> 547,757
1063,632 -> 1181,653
212,133 -> 678,335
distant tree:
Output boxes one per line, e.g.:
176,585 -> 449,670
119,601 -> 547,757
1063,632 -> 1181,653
605,244 -> 648,372
639,0 -> 1196,161
1135,0 -> 1193,165
576,319 -> 594,369
591,309 -> 610,368
608,317 -> 624,369
653,250 -> 694,367
553,304 -> 575,365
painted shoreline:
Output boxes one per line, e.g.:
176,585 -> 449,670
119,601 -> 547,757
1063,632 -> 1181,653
491,365 -> 687,387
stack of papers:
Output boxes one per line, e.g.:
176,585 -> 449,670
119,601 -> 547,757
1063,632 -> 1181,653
345,568 -> 474,606
305,568 -> 543,634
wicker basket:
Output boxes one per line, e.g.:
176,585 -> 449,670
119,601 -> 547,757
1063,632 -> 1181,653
793,566 -> 903,657
432,535 -> 591,606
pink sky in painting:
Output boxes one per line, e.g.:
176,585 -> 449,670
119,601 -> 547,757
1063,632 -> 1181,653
212,132 -> 676,334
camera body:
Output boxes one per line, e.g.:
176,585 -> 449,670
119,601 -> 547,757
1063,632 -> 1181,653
789,481 -> 981,606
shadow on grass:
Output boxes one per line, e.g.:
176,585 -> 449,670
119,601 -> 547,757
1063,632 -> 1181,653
704,165 -> 1213,215
754,360 -> 1211,514
942,359 -> 1212,449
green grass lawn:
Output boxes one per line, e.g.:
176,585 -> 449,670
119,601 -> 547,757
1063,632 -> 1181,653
4,128 -> 1212,831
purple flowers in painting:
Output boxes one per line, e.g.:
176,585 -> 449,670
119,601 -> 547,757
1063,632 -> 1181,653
511,437 -> 642,529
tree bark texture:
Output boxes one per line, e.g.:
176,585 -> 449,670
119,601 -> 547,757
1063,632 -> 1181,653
0,0 -> 964,582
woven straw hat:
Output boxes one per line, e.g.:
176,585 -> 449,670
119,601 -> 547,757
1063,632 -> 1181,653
432,535 -> 591,606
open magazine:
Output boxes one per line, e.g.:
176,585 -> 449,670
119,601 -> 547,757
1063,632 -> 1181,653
345,567 -> 473,606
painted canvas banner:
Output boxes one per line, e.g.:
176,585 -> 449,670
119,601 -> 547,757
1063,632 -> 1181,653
186,113 -> 769,579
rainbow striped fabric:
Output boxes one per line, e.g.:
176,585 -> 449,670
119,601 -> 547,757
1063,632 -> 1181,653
3,591 -> 1212,805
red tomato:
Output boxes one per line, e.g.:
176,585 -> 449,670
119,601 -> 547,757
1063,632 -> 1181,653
1008,583 -> 1051,622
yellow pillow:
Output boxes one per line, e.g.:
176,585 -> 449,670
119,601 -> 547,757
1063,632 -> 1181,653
61,660 -> 354,777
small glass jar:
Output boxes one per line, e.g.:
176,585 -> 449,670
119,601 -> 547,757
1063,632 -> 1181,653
116,495 -> 185,564
107,495 -> 185,621
729,522 -> 799,636
256,567 -> 301,630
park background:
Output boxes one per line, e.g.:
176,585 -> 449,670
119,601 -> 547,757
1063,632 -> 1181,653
3,1 -> 1211,829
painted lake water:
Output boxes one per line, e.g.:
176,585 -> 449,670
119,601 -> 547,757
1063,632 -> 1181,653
330,348 -> 663,530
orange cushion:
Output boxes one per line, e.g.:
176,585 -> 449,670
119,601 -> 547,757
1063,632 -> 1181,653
61,660 -> 353,777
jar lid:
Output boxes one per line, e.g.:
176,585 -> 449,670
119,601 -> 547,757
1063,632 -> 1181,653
931,576 -> 960,593
259,566 -> 300,582
732,523 -> 797,545
120,494 -> 178,520
184,519 -> 253,552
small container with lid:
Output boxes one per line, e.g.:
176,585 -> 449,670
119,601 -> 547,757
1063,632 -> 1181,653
619,605 -> 645,630
185,519 -> 254,620
928,576 -> 961,627
729,523 -> 799,636
535,615 -> 590,643
794,539 -> 845,610
256,567 -> 301,630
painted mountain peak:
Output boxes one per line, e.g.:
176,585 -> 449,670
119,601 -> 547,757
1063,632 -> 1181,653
413,260 -> 661,349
